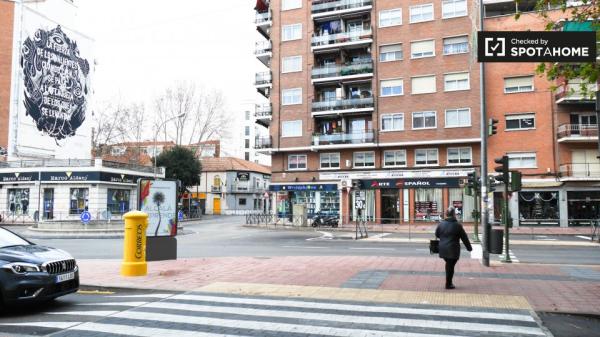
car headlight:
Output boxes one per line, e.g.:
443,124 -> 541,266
2,262 -> 41,274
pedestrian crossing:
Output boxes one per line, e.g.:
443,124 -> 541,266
0,291 -> 549,337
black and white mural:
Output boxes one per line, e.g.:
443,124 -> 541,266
20,25 -> 91,142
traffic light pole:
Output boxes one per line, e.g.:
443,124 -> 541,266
479,0 -> 490,267
501,183 -> 512,263
473,190 -> 481,243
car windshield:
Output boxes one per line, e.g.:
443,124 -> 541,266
0,227 -> 31,248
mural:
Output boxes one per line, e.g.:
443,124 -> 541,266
20,25 -> 91,142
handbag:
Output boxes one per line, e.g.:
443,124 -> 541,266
429,239 -> 439,254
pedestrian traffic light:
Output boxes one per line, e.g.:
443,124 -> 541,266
488,118 -> 499,136
494,155 -> 509,183
467,171 -> 477,189
510,171 -> 522,192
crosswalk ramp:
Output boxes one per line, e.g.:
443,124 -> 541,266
0,291 -> 550,337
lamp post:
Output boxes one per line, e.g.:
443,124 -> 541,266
153,113 -> 186,178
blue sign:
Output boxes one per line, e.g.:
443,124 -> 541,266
269,184 -> 337,192
178,210 -> 184,221
80,211 -> 91,223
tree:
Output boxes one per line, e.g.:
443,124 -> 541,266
91,100 -> 129,156
155,146 -> 201,193
527,1 -> 599,93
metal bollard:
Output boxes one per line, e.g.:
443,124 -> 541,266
121,211 -> 148,276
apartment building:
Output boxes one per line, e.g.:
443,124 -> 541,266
254,0 -> 481,224
484,0 -> 600,227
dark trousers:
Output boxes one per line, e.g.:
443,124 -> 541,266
444,258 -> 458,286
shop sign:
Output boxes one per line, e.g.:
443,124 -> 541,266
360,178 -> 461,189
41,171 -> 100,182
0,172 -> 39,183
269,184 -> 337,192
320,169 -> 471,180
237,172 -> 250,181
100,172 -> 140,184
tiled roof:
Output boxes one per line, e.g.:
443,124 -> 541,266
200,157 -> 271,175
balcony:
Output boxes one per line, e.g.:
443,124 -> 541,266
255,136 -> 272,150
557,124 -> 598,143
312,60 -> 373,84
255,11 -> 272,39
312,129 -> 374,148
255,71 -> 272,98
311,29 -> 373,53
311,97 -> 374,116
560,163 -> 600,180
255,104 -> 272,127
555,82 -> 598,104
312,0 -> 373,19
255,41 -> 272,67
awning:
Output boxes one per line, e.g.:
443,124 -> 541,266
254,0 -> 268,12
522,181 -> 563,188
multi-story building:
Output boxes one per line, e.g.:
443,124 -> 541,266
484,0 -> 600,227
255,0 -> 482,224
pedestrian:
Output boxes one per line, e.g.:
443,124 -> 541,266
435,206 -> 472,289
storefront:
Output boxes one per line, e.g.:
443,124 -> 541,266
567,190 -> 600,225
269,183 -> 340,219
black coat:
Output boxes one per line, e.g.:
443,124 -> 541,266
435,218 -> 472,259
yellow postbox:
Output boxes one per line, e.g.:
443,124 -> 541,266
121,211 -> 148,276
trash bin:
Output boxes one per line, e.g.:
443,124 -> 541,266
489,229 -> 504,254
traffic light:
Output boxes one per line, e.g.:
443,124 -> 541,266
488,118 -> 499,136
494,155 -> 509,183
467,171 -> 477,189
510,171 -> 522,192
488,176 -> 497,193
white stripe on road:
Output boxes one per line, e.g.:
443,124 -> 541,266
108,293 -> 174,299
171,294 -> 535,322
370,233 -> 391,239
0,321 -> 81,329
577,235 -> 592,240
280,245 -> 328,249
306,231 -> 334,241
67,322 -> 254,337
45,311 -> 119,317
348,247 -> 396,251
76,301 -> 148,307
113,310 -> 544,336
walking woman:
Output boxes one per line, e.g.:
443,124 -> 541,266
435,206 -> 472,289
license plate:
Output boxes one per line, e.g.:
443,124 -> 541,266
56,272 -> 75,283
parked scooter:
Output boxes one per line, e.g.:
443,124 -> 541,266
312,211 -> 339,228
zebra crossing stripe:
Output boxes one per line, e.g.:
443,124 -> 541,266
108,293 -> 174,298
0,322 -> 80,329
76,301 -> 148,307
67,322 -> 254,337
170,294 -> 535,322
45,310 -> 119,317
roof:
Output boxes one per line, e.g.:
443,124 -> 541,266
200,157 -> 271,175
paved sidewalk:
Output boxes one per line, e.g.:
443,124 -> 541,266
79,256 -> 600,315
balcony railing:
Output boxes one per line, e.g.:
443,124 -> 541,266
255,11 -> 272,24
312,60 -> 373,80
312,29 -> 373,48
560,163 -> 600,179
255,72 -> 272,86
312,0 -> 372,15
312,97 -> 374,112
555,82 -> 598,103
557,124 -> 598,139
255,104 -> 272,118
255,136 -> 272,149
312,129 -> 374,146
255,41 -> 272,55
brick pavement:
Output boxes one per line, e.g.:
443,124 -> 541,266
79,256 -> 600,315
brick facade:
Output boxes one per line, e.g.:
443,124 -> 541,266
0,1 -> 14,151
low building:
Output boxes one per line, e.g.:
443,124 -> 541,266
193,157 -> 271,215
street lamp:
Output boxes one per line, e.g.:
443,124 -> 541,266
153,113 -> 186,178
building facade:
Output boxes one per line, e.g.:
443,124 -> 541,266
255,0 -> 482,224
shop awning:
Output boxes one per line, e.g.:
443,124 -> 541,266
522,181 -> 563,188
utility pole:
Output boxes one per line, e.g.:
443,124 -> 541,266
479,0 -> 490,267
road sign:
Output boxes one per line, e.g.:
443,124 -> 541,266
355,200 -> 365,210
178,210 -> 184,221
80,211 -> 91,224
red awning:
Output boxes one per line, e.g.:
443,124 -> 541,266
254,0 -> 268,12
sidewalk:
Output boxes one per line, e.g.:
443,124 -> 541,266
78,256 -> 600,315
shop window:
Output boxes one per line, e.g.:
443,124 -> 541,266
444,72 -> 470,91
504,76 -> 534,93
107,189 -> 130,214
353,151 -> 375,168
320,191 -> 340,216
445,108 -> 471,128
508,152 -> 537,169
519,192 -> 560,220
506,113 -> 535,130
352,190 -> 375,221
443,35 -> 469,55
412,111 -> 436,129
381,113 -> 404,131
568,191 -> 600,224
442,0 -> 467,18
384,150 -> 407,167
7,189 -> 30,215
288,154 -> 307,170
415,188 -> 443,221
70,188 -> 89,215
447,147 -> 472,165
379,8 -> 402,27
415,148 -> 438,166
320,153 -> 340,169
380,44 -> 403,62
410,3 -> 434,23
449,188 -> 475,222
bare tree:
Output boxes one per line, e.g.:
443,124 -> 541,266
122,103 -> 146,164
91,100 -> 129,157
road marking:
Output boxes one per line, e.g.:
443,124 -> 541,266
68,322 -> 253,337
76,301 -> 148,307
108,293 -> 174,299
280,245 -> 327,249
0,322 -> 81,329
77,290 -> 115,295
306,231 -> 333,241
45,310 -> 119,317
370,232 -> 391,239
471,244 -> 483,259
577,235 -> 592,240
348,247 -> 396,251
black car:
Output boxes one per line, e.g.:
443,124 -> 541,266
0,227 -> 79,305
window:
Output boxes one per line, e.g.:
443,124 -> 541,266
282,88 -> 302,105
245,126 -> 250,136
320,153 -> 340,169
442,0 -> 467,18
506,113 -> 536,130
410,3 -> 434,23
353,151 -> 375,168
282,23 -> 302,41
380,79 -> 403,96
447,147 -> 472,165
445,108 -> 471,128
282,120 -> 302,137
412,111 -> 437,129
239,198 -> 247,206
415,148 -> 439,166
245,111 -> 250,120
110,146 -> 125,156
379,8 -> 402,27
245,139 -> 250,148
508,152 -> 537,168
504,76 -> 534,93
411,40 -> 435,58
381,113 -> 404,131
7,189 -> 29,215
384,150 -> 407,167
443,35 -> 468,55
444,72 -> 470,91
107,189 -> 130,214
245,152 -> 250,161
282,55 -> 302,73
282,0 -> 301,10
288,154 -> 307,170
379,44 -> 403,62
69,188 -> 88,215
411,75 -> 436,94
